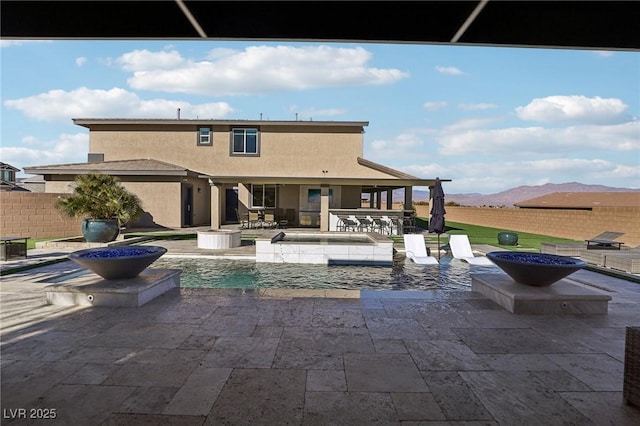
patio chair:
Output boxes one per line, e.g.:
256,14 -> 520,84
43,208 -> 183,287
262,211 -> 277,229
403,234 -> 438,265
541,231 -> 624,256
235,208 -> 250,229
285,208 -> 297,226
248,211 -> 261,229
449,234 -> 494,265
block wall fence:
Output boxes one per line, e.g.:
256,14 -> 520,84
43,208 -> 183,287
2,192 -> 638,247
0,192 -> 84,239
413,205 -> 640,248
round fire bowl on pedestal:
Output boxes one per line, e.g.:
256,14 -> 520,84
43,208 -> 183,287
486,252 -> 586,287
69,245 -> 167,280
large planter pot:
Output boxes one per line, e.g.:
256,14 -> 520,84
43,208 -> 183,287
487,251 -> 586,287
69,245 -> 167,280
82,219 -> 120,243
498,232 -> 518,246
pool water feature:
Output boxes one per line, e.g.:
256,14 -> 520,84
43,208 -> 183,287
255,231 -> 394,265
153,255 -> 497,291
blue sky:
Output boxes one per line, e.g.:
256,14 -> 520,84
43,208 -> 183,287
1,39 -> 638,194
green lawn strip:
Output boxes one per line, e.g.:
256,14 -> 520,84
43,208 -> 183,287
415,219 -> 580,251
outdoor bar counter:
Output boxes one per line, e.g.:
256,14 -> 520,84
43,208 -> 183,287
328,208 -> 411,235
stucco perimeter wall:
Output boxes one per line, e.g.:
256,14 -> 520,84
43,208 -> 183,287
0,192 -> 85,239
414,205 -> 640,248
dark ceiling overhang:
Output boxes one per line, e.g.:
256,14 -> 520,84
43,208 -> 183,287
1,1 -> 638,51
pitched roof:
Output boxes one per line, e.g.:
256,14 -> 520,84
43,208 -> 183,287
0,162 -> 20,172
356,157 -> 420,180
515,192 -> 640,209
23,159 -> 198,176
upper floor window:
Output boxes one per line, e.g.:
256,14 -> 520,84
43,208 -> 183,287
198,127 -> 212,145
231,128 -> 259,155
1,169 -> 15,182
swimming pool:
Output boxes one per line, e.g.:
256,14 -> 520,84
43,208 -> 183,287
152,254 -> 498,291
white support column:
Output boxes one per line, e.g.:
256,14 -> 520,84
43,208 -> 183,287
210,182 -> 222,229
320,185 -> 330,232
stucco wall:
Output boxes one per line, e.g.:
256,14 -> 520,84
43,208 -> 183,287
43,176 -> 210,229
89,124 -> 390,179
0,192 -> 85,239
414,205 -> 640,247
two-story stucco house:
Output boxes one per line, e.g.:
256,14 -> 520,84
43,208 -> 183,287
24,118 -> 444,231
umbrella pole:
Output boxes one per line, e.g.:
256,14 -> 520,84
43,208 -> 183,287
437,234 -> 441,260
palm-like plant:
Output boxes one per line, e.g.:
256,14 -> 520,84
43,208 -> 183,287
56,173 -> 143,226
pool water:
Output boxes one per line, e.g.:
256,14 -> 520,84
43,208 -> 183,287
152,255 -> 498,291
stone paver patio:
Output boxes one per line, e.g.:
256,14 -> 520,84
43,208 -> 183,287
1,238 -> 639,425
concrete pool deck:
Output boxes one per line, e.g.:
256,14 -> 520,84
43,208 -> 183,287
1,237 -> 640,424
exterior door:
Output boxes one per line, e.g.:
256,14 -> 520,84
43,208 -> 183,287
225,188 -> 239,222
182,184 -> 193,227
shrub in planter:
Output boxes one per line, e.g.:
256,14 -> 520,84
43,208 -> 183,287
56,173 -> 143,242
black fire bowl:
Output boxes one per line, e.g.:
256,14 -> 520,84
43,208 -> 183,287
69,245 -> 167,280
486,251 -> 587,287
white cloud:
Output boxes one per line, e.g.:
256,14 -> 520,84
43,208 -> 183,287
404,157 -> 640,194
515,95 -> 628,124
458,103 -> 497,110
593,50 -> 615,57
435,66 -> 464,76
438,121 -> 639,156
371,133 -> 425,151
368,132 -> 431,161
4,87 -> 234,121
288,106 -> 347,120
118,45 -> 409,96
0,133 -> 89,172
75,57 -> 87,67
442,117 -> 503,132
0,40 -> 52,48
116,49 -> 186,71
423,101 -> 447,111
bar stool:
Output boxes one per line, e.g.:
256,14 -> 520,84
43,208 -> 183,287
337,215 -> 358,232
371,215 -> 390,235
355,215 -> 373,232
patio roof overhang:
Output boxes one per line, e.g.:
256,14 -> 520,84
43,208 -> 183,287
200,175 -> 450,189
1,1 -> 638,51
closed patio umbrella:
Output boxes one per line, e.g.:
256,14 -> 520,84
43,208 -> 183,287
428,177 -> 446,260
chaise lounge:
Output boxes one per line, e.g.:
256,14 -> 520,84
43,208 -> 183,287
541,231 -> 624,257
403,234 -> 438,265
449,234 -> 494,266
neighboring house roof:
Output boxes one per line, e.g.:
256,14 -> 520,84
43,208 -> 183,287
515,192 -> 640,209
72,118 -> 369,128
23,159 -> 200,177
0,180 -> 30,191
0,162 -> 20,172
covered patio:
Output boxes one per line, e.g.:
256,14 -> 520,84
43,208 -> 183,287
205,175 -> 449,235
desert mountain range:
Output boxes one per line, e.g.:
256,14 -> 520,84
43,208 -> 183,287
412,182 -> 640,207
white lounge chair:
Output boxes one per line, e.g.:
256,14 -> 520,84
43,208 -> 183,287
404,234 -> 439,265
449,235 -> 494,265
